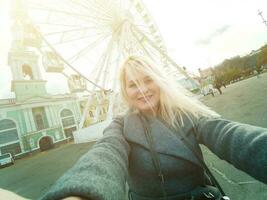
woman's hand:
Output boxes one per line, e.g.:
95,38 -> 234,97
0,188 -> 29,200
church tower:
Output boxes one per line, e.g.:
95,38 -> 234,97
8,0 -> 47,102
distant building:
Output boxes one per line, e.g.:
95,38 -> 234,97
177,77 -> 199,92
173,67 -> 200,92
0,10 -> 108,157
0,47 -> 82,156
198,68 -> 215,95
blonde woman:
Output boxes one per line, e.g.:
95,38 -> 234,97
2,56 -> 267,200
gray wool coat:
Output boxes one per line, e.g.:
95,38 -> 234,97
40,112 -> 267,200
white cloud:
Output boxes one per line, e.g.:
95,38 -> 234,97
143,0 -> 267,71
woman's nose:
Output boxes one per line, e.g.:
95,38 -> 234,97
138,83 -> 149,94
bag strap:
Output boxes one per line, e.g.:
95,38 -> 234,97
138,114 -> 167,199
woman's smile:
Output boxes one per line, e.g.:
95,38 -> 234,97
138,95 -> 153,102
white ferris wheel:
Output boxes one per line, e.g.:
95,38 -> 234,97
11,0 -> 193,141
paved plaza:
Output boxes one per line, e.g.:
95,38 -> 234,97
201,72 -> 267,200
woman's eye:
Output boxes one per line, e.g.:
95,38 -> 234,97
129,83 -> 137,88
145,79 -> 152,84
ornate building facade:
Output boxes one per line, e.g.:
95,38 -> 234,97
0,5 -> 109,157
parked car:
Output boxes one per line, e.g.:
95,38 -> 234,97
0,153 -> 14,168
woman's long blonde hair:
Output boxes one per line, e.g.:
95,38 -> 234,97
119,55 -> 219,127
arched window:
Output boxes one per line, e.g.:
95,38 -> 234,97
60,109 -> 75,127
0,119 -> 18,144
60,109 -> 76,139
60,109 -> 73,118
32,107 -> 48,131
0,119 -> 21,155
35,114 -> 45,130
22,64 -> 33,80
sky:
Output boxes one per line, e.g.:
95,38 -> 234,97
0,0 -> 267,99
143,0 -> 267,69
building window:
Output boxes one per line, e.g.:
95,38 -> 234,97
1,143 -> 21,156
60,109 -> 76,139
32,107 -> 48,131
61,109 -> 72,118
60,109 -> 76,128
0,119 -> 19,145
35,114 -> 45,130
0,119 -> 21,155
22,64 -> 34,80
62,117 -> 75,127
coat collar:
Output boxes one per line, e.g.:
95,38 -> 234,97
123,113 -> 202,167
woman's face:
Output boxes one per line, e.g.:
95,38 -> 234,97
125,69 -> 160,115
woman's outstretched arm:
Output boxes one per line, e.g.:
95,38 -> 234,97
40,116 -> 130,200
196,116 -> 267,184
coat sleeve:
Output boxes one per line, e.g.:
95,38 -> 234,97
195,116 -> 267,184
40,116 -> 130,200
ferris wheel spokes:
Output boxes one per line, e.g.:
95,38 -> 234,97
67,33 -> 112,65
22,0 -> 197,142
29,4 -> 113,25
